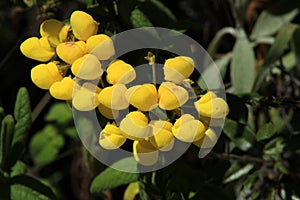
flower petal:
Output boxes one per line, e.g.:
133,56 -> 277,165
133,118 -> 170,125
193,128 -> 218,148
106,60 -> 136,84
87,34 -> 115,60
98,84 -> 129,110
99,124 -> 127,150
149,120 -> 174,151
133,140 -> 159,166
194,96 -> 229,118
40,19 -> 64,47
56,41 -> 87,64
49,77 -> 75,100
98,104 -> 119,119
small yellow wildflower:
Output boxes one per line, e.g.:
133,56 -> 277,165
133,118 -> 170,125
98,104 -> 119,119
149,120 -> 174,151
172,114 -> 206,142
40,19 -> 64,47
97,84 -> 129,110
72,83 -> 100,111
164,56 -> 194,84
133,139 -> 159,166
87,34 -> 115,60
158,82 -> 189,110
31,62 -> 63,89
20,37 -> 55,62
99,124 -> 127,150
125,84 -> 158,111
70,11 -> 98,41
106,60 -> 136,84
193,128 -> 218,148
71,54 -> 103,80
56,41 -> 87,64
49,77 -> 75,100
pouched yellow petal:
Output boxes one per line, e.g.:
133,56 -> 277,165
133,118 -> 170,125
70,11 -> 98,41
158,82 -> 188,110
99,124 -> 127,150
98,104 -> 119,119
149,120 -> 174,151
31,62 -> 63,89
197,91 -> 217,104
72,88 -> 100,111
20,37 -> 55,62
49,77 -> 75,100
71,54 -> 103,80
193,128 -> 218,148
59,25 -> 71,43
56,41 -> 87,64
200,115 -> 225,127
133,140 -> 159,166
194,97 -> 229,118
97,84 -> 129,110
87,34 -> 115,60
106,60 -> 136,84
119,111 -> 152,140
39,37 -> 53,52
172,114 -> 206,142
40,19 -> 64,47
164,56 -> 194,84
125,84 -> 158,111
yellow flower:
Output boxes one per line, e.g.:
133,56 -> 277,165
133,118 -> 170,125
20,37 -> 55,62
71,54 -> 103,80
149,120 -> 174,151
40,19 -> 64,47
193,128 -> 218,148
194,91 -> 229,118
56,41 -> 87,64
125,84 -> 158,111
99,124 -> 127,150
31,62 -> 63,89
164,56 -> 194,84
172,114 -> 206,142
158,82 -> 189,110
97,84 -> 129,110
119,111 -> 152,140
133,139 -> 158,166
87,34 -> 115,60
72,83 -> 100,111
70,11 -> 98,41
59,25 -> 71,43
98,104 -> 119,119
106,60 -> 136,84
49,77 -> 75,100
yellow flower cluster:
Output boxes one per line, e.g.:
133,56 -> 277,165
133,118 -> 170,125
20,10 -> 229,166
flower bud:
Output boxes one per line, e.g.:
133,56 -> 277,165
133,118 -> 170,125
97,84 -> 129,110
20,37 -> 54,62
87,34 -> 115,60
149,120 -> 174,151
172,114 -> 206,142
71,54 -> 103,80
133,139 -> 159,166
193,128 -> 218,148
158,82 -> 188,110
194,92 -> 229,118
40,19 -> 64,47
119,111 -> 152,140
106,60 -> 136,84
164,56 -> 194,84
59,25 -> 71,43
56,41 -> 87,64
49,77 -> 75,100
70,11 -> 98,41
31,62 -> 63,89
99,124 -> 127,150
125,84 -> 158,111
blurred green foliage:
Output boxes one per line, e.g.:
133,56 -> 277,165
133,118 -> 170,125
0,0 -> 300,199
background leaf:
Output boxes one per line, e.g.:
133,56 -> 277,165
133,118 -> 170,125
256,123 -> 276,141
0,115 -> 14,171
223,164 -> 254,184
44,103 -> 72,124
230,30 -> 256,93
130,8 -> 153,28
29,125 -> 64,165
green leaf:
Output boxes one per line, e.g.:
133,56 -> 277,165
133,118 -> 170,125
292,27 -> 300,69
230,30 -> 256,94
223,118 -> 256,152
237,171 -> 260,200
45,103 -> 72,124
130,8 -> 153,28
223,164 -> 254,184
0,115 -> 14,171
0,107 -> 5,124
256,123 -> 276,141
254,24 -> 298,91
29,125 -> 64,165
250,9 -> 298,39
208,27 -> 236,57
90,158 -> 139,195
10,87 -> 31,167
10,175 -> 56,200
10,161 -> 27,177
